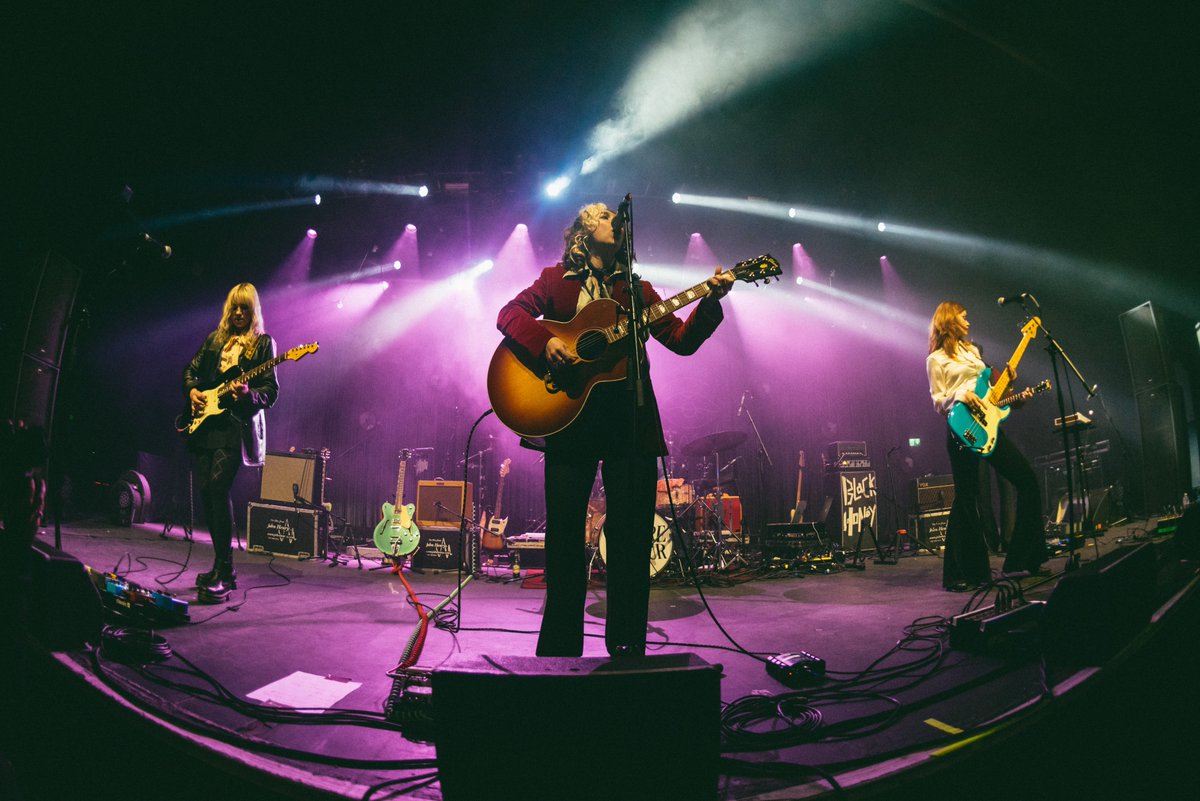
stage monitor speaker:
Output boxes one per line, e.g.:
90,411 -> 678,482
433,653 -> 720,801
260,451 -> 325,505
1053,486 -> 1121,533
28,540 -> 104,650
1043,542 -> 1158,667
415,480 -> 473,528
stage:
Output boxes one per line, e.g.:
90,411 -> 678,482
6,512 -> 1199,800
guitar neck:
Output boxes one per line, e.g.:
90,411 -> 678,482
988,318 -> 1040,403
218,351 -> 286,397
604,278 -> 718,344
493,477 -> 505,519
394,460 -> 407,507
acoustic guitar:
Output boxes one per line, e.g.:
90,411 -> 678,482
487,255 -> 781,438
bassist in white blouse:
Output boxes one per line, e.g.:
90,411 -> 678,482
926,301 -> 1047,591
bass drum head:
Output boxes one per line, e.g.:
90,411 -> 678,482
597,513 -> 673,578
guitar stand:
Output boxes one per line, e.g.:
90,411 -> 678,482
843,522 -> 887,570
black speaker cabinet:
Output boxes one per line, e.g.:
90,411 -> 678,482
432,653 -> 721,801
410,525 -> 467,573
1133,384 -> 1189,514
260,451 -> 326,505
1043,542 -> 1158,667
246,501 -> 326,559
415,480 -> 473,528
912,508 -> 950,548
823,470 -> 878,549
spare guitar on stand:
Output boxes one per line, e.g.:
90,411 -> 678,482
373,449 -> 421,569
480,458 -> 512,565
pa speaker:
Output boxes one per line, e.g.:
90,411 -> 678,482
432,653 -> 721,801
1044,542 -> 1158,667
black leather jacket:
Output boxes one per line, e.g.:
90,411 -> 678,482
183,331 -> 279,466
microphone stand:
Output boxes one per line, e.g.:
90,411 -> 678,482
1022,295 -> 1098,572
742,396 -> 772,561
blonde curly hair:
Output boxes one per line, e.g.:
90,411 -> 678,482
560,202 -> 610,269
216,282 -> 266,355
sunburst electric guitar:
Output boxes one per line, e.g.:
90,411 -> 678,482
373,449 -> 421,558
948,316 -> 1048,455
177,342 -> 319,436
487,255 -> 782,438
480,458 -> 512,550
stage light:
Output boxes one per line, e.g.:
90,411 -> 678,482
789,208 -> 797,218
516,223 -> 528,232
545,176 -> 571,198
393,260 -> 402,270
796,276 -> 804,285
336,298 -> 344,309
381,281 -> 390,290
406,223 -> 417,232
306,228 -> 318,239
671,193 -> 681,204
878,222 -> 887,232
418,185 -> 429,197
314,194 -> 322,205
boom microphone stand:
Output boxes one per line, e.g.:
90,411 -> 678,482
1009,294 -> 1097,572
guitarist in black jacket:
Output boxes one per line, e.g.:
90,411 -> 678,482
183,283 -> 279,601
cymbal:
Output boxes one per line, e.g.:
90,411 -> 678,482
683,430 -> 747,457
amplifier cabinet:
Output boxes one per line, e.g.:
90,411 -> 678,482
911,509 -> 950,549
915,474 -> 954,512
823,470 -> 877,549
247,501 -> 326,559
261,451 -> 326,506
415,480 -> 474,529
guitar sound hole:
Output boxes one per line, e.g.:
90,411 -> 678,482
576,330 -> 607,360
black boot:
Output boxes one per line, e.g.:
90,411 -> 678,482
197,560 -> 237,603
196,564 -> 219,587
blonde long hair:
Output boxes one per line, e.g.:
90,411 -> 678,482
560,202 -> 608,269
928,301 -> 970,358
216,282 -> 265,355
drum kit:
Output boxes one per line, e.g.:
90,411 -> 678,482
585,429 -> 750,579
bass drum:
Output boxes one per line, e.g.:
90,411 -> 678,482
597,513 -> 674,578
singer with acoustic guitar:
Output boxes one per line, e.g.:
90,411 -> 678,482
183,282 -> 279,602
926,301 -> 1048,592
494,201 -> 734,658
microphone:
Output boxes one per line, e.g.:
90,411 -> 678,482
612,194 -> 631,237
996,293 -> 1028,307
140,232 -> 172,259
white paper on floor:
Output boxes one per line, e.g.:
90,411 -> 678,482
247,670 -> 362,708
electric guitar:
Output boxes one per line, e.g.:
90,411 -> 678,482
948,316 -> 1045,455
487,255 -> 782,438
177,342 -> 319,436
373,449 -> 421,558
480,458 -> 512,550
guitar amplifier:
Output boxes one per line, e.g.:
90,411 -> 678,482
247,501 -> 326,559
415,480 -> 474,528
915,474 -> 954,512
261,450 -> 326,506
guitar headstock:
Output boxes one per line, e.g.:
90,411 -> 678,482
499,457 -> 512,478
398,448 -> 413,460
286,342 -> 320,361
1020,318 -> 1041,339
1031,379 -> 1052,394
729,254 -> 781,284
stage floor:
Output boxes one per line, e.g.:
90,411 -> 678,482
12,514 -> 1199,800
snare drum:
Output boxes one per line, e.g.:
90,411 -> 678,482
597,513 -> 674,578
